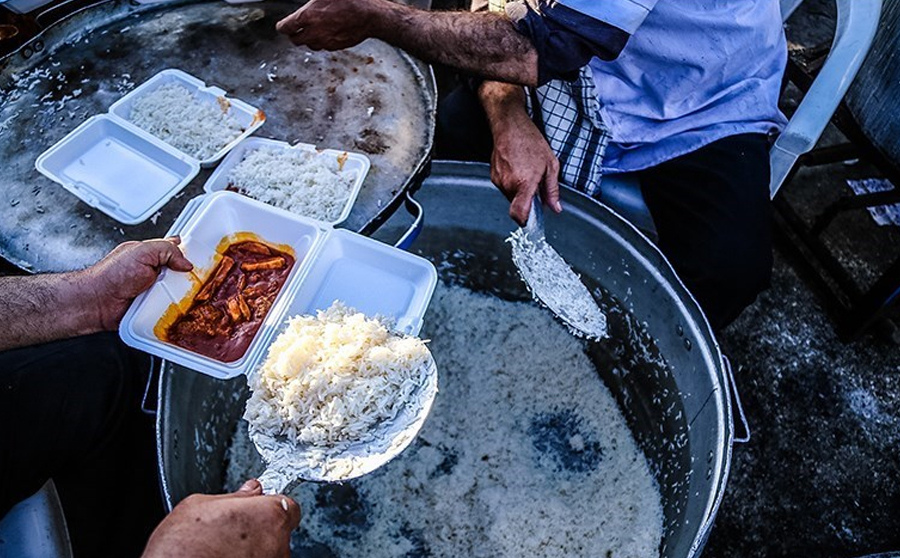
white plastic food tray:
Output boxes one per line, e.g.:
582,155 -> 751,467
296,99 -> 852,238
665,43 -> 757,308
108,69 -> 265,167
119,191 -> 437,380
203,137 -> 370,226
35,69 -> 265,225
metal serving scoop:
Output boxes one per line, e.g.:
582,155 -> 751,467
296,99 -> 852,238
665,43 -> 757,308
251,354 -> 439,494
509,197 -> 608,340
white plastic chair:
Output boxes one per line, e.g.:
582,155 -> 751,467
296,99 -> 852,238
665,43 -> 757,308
597,0 -> 883,236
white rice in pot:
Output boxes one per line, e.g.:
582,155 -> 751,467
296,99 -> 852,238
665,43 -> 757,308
228,284 -> 664,558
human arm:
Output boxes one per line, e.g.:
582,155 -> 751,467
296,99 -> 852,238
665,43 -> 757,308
276,0 -> 638,87
479,80 -> 561,225
142,479 -> 301,558
278,0 -> 539,86
0,238 -> 192,352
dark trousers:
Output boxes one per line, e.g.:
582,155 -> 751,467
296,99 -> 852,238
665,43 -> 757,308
0,332 -> 164,558
436,85 -> 773,330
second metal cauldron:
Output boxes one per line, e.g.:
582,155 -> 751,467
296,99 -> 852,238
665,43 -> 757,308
157,161 -> 740,558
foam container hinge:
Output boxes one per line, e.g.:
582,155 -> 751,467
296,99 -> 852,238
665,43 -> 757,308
35,69 -> 265,225
203,137 -> 370,226
119,191 -> 437,380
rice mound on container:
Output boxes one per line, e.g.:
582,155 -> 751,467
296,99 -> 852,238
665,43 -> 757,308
129,83 -> 243,160
227,147 -> 357,222
244,301 -> 431,447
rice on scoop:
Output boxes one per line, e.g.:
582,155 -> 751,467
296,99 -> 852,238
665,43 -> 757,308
244,301 -> 432,447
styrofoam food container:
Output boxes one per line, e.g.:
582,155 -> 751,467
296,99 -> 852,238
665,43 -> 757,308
283,230 -> 434,336
35,69 -> 265,225
203,137 -> 370,226
109,69 -> 265,168
119,191 -> 437,380
35,115 -> 199,225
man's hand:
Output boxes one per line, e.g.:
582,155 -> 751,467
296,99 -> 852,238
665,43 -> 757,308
84,238 -> 193,331
0,237 -> 192,352
276,0 -> 379,51
480,81 -> 562,226
491,115 -> 561,226
142,479 -> 301,558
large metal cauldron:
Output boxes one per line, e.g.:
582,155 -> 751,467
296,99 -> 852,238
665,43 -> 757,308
157,161 -> 738,558
0,0 -> 435,272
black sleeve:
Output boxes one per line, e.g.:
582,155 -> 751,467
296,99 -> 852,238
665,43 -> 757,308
506,0 -> 631,85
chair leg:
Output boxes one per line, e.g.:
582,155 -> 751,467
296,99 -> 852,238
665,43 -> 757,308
773,196 -> 862,301
799,143 -> 860,167
810,187 -> 900,236
839,257 -> 900,342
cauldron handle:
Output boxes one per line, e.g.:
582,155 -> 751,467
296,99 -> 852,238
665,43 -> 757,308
393,192 -> 426,250
141,355 -> 163,415
723,355 -> 751,443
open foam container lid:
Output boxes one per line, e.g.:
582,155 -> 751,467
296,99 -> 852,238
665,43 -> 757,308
119,191 -> 438,380
34,69 -> 265,225
203,137 -> 370,226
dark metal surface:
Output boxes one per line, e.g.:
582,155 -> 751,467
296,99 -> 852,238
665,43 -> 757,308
0,480 -> 72,558
845,0 -> 900,174
157,162 -> 733,558
0,0 -> 436,272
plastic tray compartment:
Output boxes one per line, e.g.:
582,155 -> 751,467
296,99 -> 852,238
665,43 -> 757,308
35,115 -> 199,225
109,69 -> 265,167
119,191 -> 327,379
203,137 -> 370,226
35,68 -> 266,225
281,229 -> 438,336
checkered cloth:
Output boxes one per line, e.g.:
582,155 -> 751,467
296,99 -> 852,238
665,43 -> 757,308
526,65 -> 611,197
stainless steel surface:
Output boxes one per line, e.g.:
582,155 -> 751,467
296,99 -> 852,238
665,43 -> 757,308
157,161 -> 733,558
0,480 -> 72,558
0,0 -> 436,272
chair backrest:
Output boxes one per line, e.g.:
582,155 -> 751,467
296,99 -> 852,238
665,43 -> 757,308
769,0 -> 882,198
780,0 -> 805,21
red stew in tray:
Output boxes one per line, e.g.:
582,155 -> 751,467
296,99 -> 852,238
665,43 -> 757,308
160,239 -> 295,362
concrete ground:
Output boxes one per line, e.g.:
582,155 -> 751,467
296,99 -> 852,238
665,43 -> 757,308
704,4 -> 900,557
708,231 -> 900,558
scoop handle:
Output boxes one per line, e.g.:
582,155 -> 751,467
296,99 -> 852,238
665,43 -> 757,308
258,466 -> 293,495
524,197 -> 545,238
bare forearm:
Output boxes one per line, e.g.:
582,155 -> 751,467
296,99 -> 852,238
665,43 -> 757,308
478,80 -> 531,135
0,272 -> 101,351
368,1 -> 538,86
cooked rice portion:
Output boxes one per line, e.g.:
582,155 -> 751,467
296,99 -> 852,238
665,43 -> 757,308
227,147 -> 357,222
244,302 -> 431,447
129,83 -> 243,160
227,284 -> 664,558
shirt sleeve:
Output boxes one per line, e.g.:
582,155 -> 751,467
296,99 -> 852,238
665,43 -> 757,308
506,0 -> 658,85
